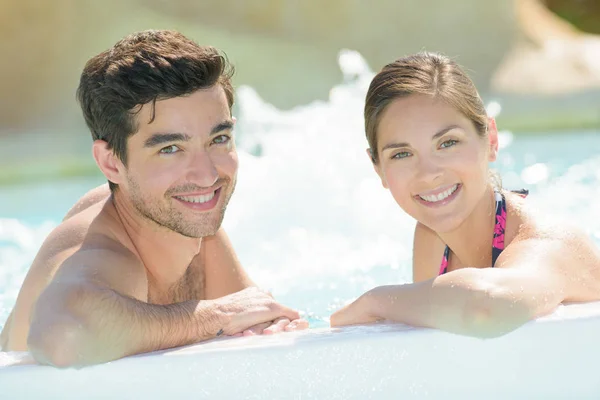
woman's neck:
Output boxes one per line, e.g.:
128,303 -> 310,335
437,185 -> 498,268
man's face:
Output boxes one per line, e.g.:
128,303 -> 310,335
120,85 -> 238,238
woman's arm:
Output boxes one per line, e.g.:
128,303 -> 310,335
330,232 -> 600,338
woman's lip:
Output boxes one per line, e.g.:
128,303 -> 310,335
415,183 -> 460,198
414,184 -> 462,208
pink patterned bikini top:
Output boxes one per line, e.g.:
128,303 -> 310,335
438,189 -> 528,276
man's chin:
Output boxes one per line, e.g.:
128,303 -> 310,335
178,215 -> 225,238
179,227 -> 220,239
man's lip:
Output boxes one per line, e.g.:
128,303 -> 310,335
172,186 -> 222,197
173,187 -> 221,211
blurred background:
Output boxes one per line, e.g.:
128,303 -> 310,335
0,0 -> 599,184
1,0 -> 600,326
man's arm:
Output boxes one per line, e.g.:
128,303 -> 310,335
28,249 -> 299,368
201,228 -> 309,335
331,234 -> 600,338
201,228 -> 255,300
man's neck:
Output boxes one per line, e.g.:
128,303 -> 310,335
110,191 -> 203,291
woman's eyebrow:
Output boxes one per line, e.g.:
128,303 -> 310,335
381,125 -> 461,152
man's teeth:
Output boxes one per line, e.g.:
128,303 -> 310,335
176,191 -> 215,204
419,184 -> 458,203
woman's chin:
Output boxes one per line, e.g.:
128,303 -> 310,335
420,215 -> 464,234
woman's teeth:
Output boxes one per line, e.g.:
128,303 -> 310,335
418,184 -> 458,203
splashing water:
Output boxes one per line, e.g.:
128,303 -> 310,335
1,50 -> 599,329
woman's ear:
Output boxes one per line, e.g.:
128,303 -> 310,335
366,148 -> 388,189
487,118 -> 499,162
367,148 -> 376,164
92,140 -> 125,185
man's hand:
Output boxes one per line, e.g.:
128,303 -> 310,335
239,317 -> 309,336
213,287 -> 308,336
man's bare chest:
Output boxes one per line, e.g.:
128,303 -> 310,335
147,264 -> 205,305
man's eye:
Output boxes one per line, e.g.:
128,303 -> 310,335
212,135 -> 231,145
159,145 -> 180,154
392,151 -> 411,159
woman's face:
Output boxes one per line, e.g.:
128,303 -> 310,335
373,94 -> 498,233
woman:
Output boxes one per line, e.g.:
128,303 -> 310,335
330,52 -> 600,338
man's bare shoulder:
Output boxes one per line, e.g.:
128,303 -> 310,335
49,198 -> 145,292
58,245 -> 148,299
4,198 -> 144,351
38,192 -> 117,264
63,184 -> 111,222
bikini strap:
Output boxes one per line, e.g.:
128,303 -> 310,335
439,189 -> 528,275
439,245 -> 450,275
491,191 -> 506,265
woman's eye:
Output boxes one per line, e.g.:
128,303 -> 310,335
392,151 -> 411,159
212,135 -> 231,145
440,139 -> 458,149
159,145 -> 180,154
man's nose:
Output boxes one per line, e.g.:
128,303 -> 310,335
186,151 -> 219,188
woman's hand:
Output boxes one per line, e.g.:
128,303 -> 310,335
330,288 -> 386,327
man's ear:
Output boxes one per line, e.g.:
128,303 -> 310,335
487,118 -> 499,162
92,140 -> 125,185
366,148 -> 388,189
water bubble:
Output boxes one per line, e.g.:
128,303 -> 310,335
486,101 -> 502,118
521,163 -> 549,185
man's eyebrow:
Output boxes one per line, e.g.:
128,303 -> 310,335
143,120 -> 234,148
380,125 -> 462,152
143,133 -> 191,148
210,120 -> 234,135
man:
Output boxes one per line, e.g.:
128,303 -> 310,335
0,30 -> 308,367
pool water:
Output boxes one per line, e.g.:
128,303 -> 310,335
1,52 -> 600,333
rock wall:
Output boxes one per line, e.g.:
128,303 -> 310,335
0,0 -> 598,135
491,0 -> 600,94
0,0 -> 516,133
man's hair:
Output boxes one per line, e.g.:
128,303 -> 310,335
76,30 -> 235,191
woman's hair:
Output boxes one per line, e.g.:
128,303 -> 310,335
364,52 -> 488,164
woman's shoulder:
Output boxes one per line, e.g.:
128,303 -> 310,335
504,190 -> 591,245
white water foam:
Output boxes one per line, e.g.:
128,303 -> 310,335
1,50 -> 600,329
